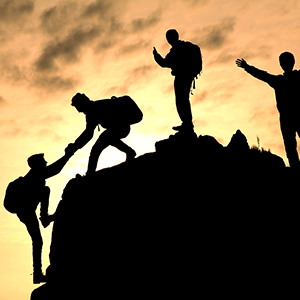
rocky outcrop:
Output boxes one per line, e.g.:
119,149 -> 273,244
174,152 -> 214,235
31,130 -> 297,299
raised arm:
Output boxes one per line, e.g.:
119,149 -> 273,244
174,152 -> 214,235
236,58 -> 277,86
236,58 -> 249,69
153,47 -> 172,68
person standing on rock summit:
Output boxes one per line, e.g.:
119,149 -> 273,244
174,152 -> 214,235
236,52 -> 300,168
153,29 -> 202,134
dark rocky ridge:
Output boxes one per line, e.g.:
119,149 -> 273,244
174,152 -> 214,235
31,130 -> 298,299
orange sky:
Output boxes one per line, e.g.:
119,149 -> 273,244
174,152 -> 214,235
1,0 -> 300,298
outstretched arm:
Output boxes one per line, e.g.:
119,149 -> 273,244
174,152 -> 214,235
236,58 -> 276,86
64,123 -> 95,157
44,152 -> 73,179
236,58 -> 249,69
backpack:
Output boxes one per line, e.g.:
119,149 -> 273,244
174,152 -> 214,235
93,95 -> 143,129
3,177 -> 26,214
182,41 -> 203,77
169,41 -> 202,78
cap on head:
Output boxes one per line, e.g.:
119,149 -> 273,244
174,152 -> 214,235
279,52 -> 295,72
28,153 -> 45,169
166,29 -> 179,46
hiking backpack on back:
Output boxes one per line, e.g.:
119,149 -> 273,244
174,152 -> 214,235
95,95 -> 143,129
170,41 -> 203,78
183,41 -> 202,77
3,177 -> 26,214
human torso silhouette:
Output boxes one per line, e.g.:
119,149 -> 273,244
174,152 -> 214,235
245,66 -> 300,116
162,40 -> 201,77
271,71 -> 300,115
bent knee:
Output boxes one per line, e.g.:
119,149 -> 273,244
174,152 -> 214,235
119,125 -> 131,139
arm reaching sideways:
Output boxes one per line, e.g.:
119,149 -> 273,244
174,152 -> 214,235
65,123 -> 95,156
236,58 -> 277,87
236,58 -> 249,69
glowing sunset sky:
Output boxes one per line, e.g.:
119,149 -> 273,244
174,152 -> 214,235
1,0 -> 300,298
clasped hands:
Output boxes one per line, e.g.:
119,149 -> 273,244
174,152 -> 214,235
64,143 -> 77,157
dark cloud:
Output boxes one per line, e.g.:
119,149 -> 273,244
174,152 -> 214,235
208,45 -> 272,65
0,0 -> 34,23
33,1 -> 161,94
130,10 -> 161,32
0,54 -> 29,84
194,17 -> 236,50
119,40 -> 151,56
95,9 -> 161,52
104,85 -> 128,97
32,74 -> 79,92
35,26 -> 101,72
40,2 -> 79,35
94,17 -> 125,52
82,0 -> 113,19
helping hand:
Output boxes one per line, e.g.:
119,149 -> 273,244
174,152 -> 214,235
65,143 -> 77,157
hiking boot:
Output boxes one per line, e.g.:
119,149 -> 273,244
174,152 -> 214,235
39,214 -> 55,228
172,124 -> 183,131
126,149 -> 136,162
172,122 -> 194,132
33,271 -> 47,284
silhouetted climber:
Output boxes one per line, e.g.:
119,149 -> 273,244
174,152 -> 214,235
153,29 -> 202,134
236,52 -> 300,168
3,151 -> 73,284
65,93 -> 142,175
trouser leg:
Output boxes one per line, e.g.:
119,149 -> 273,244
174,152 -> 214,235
174,76 -> 194,126
18,212 -> 43,273
87,129 -> 116,174
40,186 -> 50,218
111,139 -> 136,161
87,126 -> 134,173
111,139 -> 133,153
110,126 -> 133,153
280,117 -> 300,168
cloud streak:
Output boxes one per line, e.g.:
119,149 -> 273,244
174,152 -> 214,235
0,0 -> 34,23
194,17 -> 236,50
39,2 -> 79,35
35,26 -> 101,72
208,45 -> 272,65
130,10 -> 161,32
32,74 -> 79,92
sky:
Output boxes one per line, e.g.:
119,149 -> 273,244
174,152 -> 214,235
1,0 -> 300,298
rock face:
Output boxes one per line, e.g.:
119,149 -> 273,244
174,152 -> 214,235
31,130 -> 298,299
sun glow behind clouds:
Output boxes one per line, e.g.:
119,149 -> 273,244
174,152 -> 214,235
2,0 -> 300,298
